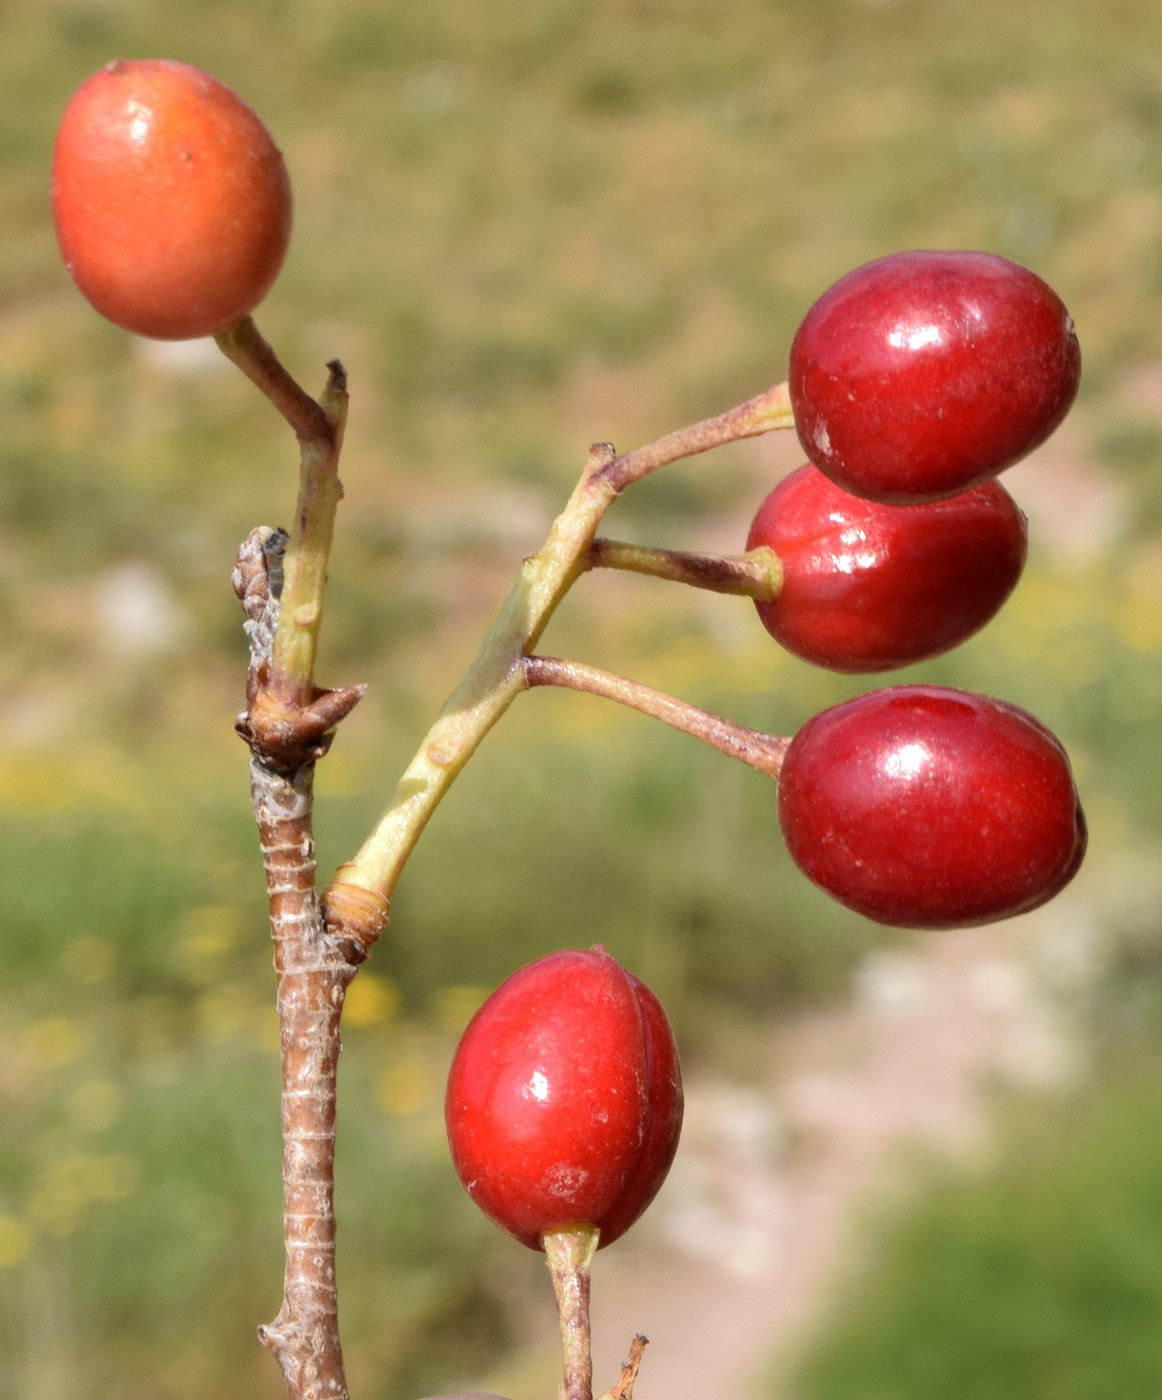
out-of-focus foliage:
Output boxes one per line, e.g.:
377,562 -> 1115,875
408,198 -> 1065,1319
4,0 -> 1162,1396
788,1049 -> 1162,1400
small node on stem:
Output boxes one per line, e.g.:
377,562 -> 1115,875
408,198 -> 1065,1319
323,358 -> 348,398
233,526 -> 287,619
322,873 -> 391,963
587,441 -> 618,472
238,683 -> 365,770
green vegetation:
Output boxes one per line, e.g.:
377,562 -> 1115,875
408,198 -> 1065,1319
788,1053 -> 1162,1400
780,874 -> 1162,1400
4,1 -> 1162,1396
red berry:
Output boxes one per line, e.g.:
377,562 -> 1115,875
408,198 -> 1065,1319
52,59 -> 292,340
445,947 -> 683,1251
789,250 -> 1081,503
746,464 -> 1028,673
778,685 -> 1086,929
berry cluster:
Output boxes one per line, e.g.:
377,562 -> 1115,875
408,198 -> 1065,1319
441,251 -> 1087,1274
747,249 -> 1085,931
50,59 -> 1090,1400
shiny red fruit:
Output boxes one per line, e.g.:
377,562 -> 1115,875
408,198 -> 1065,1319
746,464 -> 1028,673
445,947 -> 683,1251
52,59 -> 291,340
778,686 -> 1086,929
789,250 -> 1081,503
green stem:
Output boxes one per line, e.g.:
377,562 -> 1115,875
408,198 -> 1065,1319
589,538 -> 782,600
270,376 -> 347,706
216,319 -> 348,710
326,380 -> 794,923
543,1226 -> 600,1400
522,655 -> 790,779
331,446 -> 620,904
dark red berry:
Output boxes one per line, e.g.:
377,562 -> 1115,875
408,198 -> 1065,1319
445,947 -> 683,1251
777,685 -> 1086,929
746,464 -> 1028,673
789,250 -> 1081,503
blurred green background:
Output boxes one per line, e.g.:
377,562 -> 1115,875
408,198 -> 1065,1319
5,0 -> 1162,1396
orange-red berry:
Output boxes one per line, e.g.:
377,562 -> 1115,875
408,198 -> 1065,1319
52,59 -> 292,340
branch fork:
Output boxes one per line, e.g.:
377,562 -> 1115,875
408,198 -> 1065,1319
224,317 -> 795,1400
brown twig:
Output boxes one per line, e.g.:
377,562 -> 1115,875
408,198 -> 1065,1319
599,1336 -> 648,1400
234,529 -> 374,1400
251,757 -> 353,1400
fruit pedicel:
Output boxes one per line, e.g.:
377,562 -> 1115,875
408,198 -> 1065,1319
51,57 -> 1088,1400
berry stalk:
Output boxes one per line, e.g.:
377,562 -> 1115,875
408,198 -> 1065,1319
543,1227 -> 600,1400
588,537 -> 782,600
217,319 -> 349,714
216,316 -> 335,442
595,380 -> 792,494
521,655 -> 790,779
